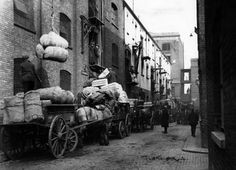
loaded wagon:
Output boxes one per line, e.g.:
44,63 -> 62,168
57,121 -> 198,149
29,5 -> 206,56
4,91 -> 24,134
139,102 -> 154,130
109,102 -> 131,139
0,92 -> 112,160
128,100 -> 154,132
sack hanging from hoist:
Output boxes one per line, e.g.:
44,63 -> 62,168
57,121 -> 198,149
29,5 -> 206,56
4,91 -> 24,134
40,31 -> 69,48
36,31 -> 69,62
44,46 -> 69,63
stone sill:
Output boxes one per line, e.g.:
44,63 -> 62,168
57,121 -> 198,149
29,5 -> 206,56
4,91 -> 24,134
211,131 -> 225,149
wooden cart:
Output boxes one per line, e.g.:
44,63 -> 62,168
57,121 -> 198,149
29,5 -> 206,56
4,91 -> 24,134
0,104 -> 112,159
109,102 -> 131,139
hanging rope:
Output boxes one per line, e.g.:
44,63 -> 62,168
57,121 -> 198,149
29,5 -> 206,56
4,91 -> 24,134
51,0 -> 56,32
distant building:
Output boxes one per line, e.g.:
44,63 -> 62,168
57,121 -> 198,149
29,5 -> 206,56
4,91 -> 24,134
151,33 -> 184,102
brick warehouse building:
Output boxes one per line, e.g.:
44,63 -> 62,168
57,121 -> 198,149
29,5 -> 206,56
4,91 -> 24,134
197,0 -> 236,169
0,0 -> 127,98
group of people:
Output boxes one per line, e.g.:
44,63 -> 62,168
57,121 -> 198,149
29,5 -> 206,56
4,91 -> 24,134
160,102 -> 199,137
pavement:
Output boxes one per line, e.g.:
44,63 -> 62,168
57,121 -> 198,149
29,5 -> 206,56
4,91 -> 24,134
182,126 -> 208,154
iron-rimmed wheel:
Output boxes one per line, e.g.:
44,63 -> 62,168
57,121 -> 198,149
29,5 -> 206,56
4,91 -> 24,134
48,115 -> 68,158
66,129 -> 78,152
118,121 -> 126,139
125,114 -> 131,136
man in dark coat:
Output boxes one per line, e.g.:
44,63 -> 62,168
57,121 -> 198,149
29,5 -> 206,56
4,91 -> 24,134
188,109 -> 199,137
161,104 -> 169,133
20,55 -> 41,93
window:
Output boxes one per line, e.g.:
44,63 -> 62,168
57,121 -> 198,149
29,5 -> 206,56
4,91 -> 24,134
111,3 -> 118,26
184,84 -> 191,94
146,64 -> 149,79
13,0 -> 34,32
14,58 -> 24,94
112,43 -> 119,67
60,13 -> 71,46
60,70 -> 71,90
162,43 -> 170,51
89,0 -> 98,17
184,72 -> 190,81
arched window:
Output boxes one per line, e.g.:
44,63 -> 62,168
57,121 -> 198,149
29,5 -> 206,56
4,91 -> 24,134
111,3 -> 118,26
60,13 -> 71,46
60,70 -> 71,90
112,43 -> 119,67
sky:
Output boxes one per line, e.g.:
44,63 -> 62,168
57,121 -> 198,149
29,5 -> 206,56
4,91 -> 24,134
125,0 -> 198,68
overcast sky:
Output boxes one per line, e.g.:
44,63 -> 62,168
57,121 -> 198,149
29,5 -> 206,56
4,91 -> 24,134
125,0 -> 198,68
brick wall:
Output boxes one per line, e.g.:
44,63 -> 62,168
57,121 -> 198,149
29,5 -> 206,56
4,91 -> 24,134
0,0 -> 15,98
102,0 -> 125,87
199,0 -> 236,169
197,0 -> 208,148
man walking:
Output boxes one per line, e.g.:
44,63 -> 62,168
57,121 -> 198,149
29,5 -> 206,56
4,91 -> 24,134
188,109 -> 199,137
161,103 -> 169,134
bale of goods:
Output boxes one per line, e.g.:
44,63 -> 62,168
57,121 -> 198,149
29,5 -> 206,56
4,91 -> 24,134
75,106 -> 112,123
81,86 -> 99,99
36,86 -> 62,100
51,90 -> 75,104
75,107 -> 98,123
118,90 -> 128,103
24,91 -> 44,122
40,31 -> 69,48
4,96 -> 24,123
36,43 -> 45,59
101,82 -> 123,99
44,46 -> 68,63
65,91 -> 75,104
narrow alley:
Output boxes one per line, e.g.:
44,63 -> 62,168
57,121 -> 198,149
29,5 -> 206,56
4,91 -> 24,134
0,125 -> 208,170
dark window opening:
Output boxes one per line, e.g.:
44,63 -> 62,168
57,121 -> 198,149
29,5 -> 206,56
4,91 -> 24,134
89,0 -> 98,18
111,3 -> 118,26
14,58 -> 24,94
162,43 -> 171,51
60,70 -> 71,91
60,13 -> 71,46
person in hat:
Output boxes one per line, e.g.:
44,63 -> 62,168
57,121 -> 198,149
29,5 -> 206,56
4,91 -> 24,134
160,103 -> 169,133
20,55 -> 41,93
188,109 -> 199,137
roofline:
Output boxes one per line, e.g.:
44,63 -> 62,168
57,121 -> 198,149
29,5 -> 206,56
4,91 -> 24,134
123,0 -> 167,58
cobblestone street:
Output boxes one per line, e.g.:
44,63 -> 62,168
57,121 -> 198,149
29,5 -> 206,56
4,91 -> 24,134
0,125 -> 208,170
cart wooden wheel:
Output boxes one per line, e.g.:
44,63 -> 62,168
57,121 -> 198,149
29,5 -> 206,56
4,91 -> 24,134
0,127 -> 25,160
48,115 -> 68,158
125,114 -> 132,136
118,121 -> 126,139
66,129 -> 78,152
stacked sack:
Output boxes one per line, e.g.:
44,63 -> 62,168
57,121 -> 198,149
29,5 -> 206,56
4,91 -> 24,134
36,86 -> 75,104
75,81 -> 128,123
36,31 -> 69,62
2,92 -> 44,124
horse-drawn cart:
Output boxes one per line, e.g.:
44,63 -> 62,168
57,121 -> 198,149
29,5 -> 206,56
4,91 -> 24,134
0,104 -> 112,159
109,102 -> 131,139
